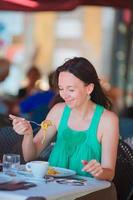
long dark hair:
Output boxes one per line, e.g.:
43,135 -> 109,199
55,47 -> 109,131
51,57 -> 112,110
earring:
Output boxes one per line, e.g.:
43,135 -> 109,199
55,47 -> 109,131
88,94 -> 91,100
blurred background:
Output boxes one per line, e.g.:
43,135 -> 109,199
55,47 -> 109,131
0,0 -> 132,167
0,0 -> 132,119
0,4 -> 133,198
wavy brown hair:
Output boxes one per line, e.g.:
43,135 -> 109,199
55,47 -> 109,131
51,57 -> 112,110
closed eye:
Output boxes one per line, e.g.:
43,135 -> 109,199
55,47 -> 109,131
58,88 -> 63,91
69,89 -> 74,92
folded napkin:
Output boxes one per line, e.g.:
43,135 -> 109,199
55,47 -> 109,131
0,181 -> 36,190
26,197 -> 46,200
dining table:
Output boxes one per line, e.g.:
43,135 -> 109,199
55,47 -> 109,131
0,168 -> 117,200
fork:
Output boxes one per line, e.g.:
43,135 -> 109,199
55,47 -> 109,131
29,121 -> 41,127
9,117 -> 41,127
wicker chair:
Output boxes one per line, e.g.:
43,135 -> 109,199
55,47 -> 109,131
0,126 -> 25,163
113,139 -> 133,200
119,118 -> 133,149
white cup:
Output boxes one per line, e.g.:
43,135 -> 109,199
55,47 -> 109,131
3,154 -> 20,174
26,161 -> 49,178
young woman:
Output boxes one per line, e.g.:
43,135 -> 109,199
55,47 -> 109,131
10,57 -> 119,181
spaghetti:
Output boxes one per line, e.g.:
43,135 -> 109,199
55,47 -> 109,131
41,120 -> 52,144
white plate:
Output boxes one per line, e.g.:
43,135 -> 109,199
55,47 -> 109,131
0,173 -> 12,183
48,167 -> 76,177
17,165 -> 76,178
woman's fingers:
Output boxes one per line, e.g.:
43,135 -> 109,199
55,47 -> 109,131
93,168 -> 103,177
14,120 -> 29,130
9,114 -> 15,119
9,114 -> 24,121
82,159 -> 103,177
81,160 -> 88,165
82,159 -> 97,171
9,114 -> 32,135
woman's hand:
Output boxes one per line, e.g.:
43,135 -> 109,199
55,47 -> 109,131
82,160 -> 103,178
9,114 -> 33,136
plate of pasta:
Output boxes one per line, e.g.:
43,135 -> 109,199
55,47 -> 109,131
47,167 -> 76,177
17,165 -> 76,178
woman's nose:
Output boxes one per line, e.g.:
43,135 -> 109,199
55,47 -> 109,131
62,91 -> 69,99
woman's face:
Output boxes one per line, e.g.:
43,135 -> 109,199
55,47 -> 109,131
58,71 -> 89,108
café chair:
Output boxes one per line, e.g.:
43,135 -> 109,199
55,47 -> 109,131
127,189 -> 133,200
37,137 -> 56,161
119,117 -> 133,149
0,126 -> 25,163
113,139 -> 133,200
0,113 -> 11,128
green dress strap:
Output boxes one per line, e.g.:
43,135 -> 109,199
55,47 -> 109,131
88,104 -> 104,135
58,105 -> 70,133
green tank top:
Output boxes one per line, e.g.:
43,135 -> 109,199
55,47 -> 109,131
49,104 -> 104,177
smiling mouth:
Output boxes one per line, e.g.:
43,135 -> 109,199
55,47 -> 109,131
65,100 -> 71,103
65,100 -> 73,104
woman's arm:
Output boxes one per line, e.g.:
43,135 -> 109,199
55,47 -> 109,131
100,111 -> 119,180
9,114 -> 57,162
82,111 -> 119,181
9,114 -> 36,161
22,124 -> 56,162
9,103 -> 65,162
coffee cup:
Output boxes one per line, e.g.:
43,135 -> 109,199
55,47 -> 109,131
26,161 -> 49,178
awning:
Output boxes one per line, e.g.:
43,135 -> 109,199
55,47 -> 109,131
0,0 -> 132,12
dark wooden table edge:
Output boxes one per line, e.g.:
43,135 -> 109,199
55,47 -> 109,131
75,183 -> 117,200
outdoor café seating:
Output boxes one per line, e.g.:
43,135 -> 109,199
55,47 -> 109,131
113,139 -> 133,200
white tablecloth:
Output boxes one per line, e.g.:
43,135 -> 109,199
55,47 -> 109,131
0,173 -> 111,200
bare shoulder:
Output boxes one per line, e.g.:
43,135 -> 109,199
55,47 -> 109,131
46,102 -> 66,126
100,109 -> 119,136
49,102 -> 66,115
102,109 -> 119,124
53,102 -> 66,110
